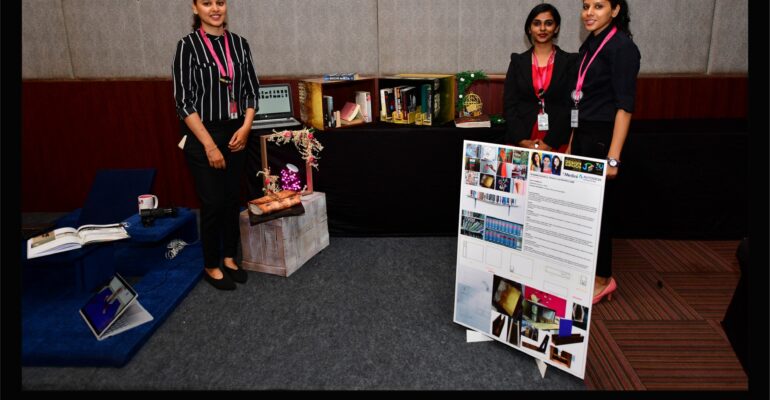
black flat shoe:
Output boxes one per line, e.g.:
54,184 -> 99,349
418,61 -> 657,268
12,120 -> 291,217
223,264 -> 248,283
203,269 -> 236,290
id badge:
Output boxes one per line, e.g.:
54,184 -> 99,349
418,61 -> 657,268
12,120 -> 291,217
228,86 -> 238,119
537,113 -> 549,131
571,108 -> 579,128
229,100 -> 238,120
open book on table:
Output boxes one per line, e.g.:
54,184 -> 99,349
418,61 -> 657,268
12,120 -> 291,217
26,223 -> 130,259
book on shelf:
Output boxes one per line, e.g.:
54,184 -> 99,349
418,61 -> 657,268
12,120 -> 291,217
392,86 -> 406,121
27,223 -> 130,259
298,77 -> 376,131
323,95 -> 335,128
419,83 -> 434,125
340,102 -> 362,122
454,114 -> 491,128
379,88 -> 395,121
323,73 -> 360,81
402,86 -> 417,122
355,91 -> 373,123
378,74 -> 455,126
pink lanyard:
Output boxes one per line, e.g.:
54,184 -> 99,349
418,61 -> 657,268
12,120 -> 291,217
531,48 -> 555,113
198,28 -> 233,84
573,26 -> 617,105
531,47 -> 555,98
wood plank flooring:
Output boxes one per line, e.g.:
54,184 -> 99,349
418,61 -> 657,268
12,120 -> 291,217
584,239 -> 747,390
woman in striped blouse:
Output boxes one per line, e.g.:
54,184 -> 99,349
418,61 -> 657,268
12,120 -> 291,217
173,0 -> 259,290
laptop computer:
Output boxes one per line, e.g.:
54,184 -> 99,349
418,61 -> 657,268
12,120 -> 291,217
79,273 -> 153,341
250,83 -> 303,131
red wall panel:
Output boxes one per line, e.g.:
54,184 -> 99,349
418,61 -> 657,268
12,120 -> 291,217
22,80 -> 197,212
22,76 -> 748,212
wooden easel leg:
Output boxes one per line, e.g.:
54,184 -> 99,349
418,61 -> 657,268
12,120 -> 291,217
301,160 -> 314,197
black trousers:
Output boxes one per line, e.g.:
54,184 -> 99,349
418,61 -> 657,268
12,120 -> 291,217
571,120 -> 616,279
181,118 -> 247,268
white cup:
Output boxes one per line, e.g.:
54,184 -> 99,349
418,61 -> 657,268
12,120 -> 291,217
138,194 -> 158,212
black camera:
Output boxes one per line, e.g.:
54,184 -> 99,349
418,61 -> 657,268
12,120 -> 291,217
140,207 -> 178,227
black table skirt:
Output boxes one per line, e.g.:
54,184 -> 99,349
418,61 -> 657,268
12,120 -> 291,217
247,119 -> 748,239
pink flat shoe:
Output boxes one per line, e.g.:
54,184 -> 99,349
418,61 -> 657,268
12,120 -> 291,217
592,277 -> 617,304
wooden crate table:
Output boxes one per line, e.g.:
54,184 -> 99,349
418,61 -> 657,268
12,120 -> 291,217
239,191 -> 329,277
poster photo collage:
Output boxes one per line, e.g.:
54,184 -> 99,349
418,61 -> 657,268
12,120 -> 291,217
461,143 -> 563,251
454,268 -> 590,373
455,142 -> 599,377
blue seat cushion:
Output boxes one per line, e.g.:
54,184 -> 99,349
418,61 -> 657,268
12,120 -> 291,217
124,207 -> 198,243
22,244 -> 203,367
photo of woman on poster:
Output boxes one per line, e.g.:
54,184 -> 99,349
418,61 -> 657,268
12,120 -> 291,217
542,154 -> 553,174
530,152 -> 542,172
552,155 -> 562,175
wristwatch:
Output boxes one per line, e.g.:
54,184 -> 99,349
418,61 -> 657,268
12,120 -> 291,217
607,157 -> 621,168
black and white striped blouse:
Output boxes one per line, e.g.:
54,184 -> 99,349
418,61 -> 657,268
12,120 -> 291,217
172,30 -> 259,122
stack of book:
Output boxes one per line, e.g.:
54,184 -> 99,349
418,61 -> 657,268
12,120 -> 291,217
454,114 -> 491,128
323,72 -> 360,81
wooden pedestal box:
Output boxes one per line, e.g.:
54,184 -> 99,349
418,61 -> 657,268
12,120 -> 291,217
239,191 -> 329,277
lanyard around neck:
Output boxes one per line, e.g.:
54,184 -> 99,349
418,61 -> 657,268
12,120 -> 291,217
531,47 -> 556,98
574,26 -> 617,103
198,28 -> 233,84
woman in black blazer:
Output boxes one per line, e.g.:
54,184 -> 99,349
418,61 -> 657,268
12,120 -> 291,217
503,3 -> 577,152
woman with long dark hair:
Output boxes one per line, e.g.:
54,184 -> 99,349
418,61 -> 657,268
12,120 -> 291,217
551,155 -> 562,175
530,151 -> 542,172
503,3 -> 577,152
568,0 -> 640,303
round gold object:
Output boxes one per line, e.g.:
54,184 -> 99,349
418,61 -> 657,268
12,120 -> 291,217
463,92 -> 483,117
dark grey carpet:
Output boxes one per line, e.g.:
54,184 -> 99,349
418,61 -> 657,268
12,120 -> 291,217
21,237 -> 585,390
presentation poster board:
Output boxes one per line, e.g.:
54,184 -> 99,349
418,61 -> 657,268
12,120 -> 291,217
453,140 -> 607,379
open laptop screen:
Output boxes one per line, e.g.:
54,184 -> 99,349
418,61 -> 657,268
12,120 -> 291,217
255,84 -> 293,120
80,273 -> 137,338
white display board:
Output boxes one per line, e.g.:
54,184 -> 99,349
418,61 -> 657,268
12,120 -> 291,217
453,140 -> 607,379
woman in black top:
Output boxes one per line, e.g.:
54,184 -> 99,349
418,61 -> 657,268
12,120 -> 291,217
503,3 -> 577,152
568,0 -> 640,304
173,0 -> 260,290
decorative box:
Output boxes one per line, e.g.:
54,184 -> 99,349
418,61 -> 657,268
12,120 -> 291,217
239,191 -> 329,277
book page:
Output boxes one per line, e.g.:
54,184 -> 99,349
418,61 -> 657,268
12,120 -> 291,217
77,224 -> 129,245
27,227 -> 81,259
101,301 -> 154,339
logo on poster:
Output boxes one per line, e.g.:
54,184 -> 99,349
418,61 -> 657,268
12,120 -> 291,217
563,158 -> 604,176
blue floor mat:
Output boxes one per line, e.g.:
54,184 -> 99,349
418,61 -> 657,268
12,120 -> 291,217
22,243 -> 203,367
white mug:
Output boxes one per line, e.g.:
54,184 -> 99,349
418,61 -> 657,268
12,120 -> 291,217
138,194 -> 158,212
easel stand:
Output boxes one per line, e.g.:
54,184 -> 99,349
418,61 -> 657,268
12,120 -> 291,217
466,329 -> 548,378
